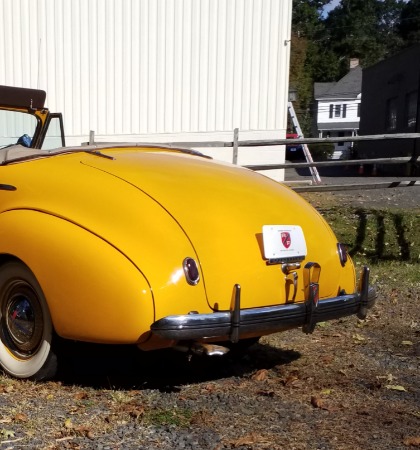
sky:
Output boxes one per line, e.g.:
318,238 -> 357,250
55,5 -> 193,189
322,0 -> 341,17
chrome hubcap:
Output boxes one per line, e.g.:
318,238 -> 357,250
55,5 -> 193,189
7,296 -> 35,345
3,282 -> 43,356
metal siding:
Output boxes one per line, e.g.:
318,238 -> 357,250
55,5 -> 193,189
0,0 -> 291,146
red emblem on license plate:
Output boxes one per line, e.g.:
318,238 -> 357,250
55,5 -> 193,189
281,232 -> 291,249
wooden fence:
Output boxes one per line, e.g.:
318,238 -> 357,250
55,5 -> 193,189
167,130 -> 420,193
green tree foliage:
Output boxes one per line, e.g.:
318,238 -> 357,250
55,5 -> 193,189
399,0 -> 420,46
290,0 -> 415,134
325,0 -> 404,74
291,0 -> 332,133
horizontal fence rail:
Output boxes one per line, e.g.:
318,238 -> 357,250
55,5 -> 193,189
167,133 -> 420,149
89,129 -> 420,193
165,131 -> 420,192
244,156 -> 413,171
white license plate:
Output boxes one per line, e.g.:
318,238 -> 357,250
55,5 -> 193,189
262,225 -> 307,262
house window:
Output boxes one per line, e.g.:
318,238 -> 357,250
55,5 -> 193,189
386,97 -> 397,131
329,104 -> 349,119
335,105 -> 341,117
357,103 -> 361,118
405,91 -> 417,128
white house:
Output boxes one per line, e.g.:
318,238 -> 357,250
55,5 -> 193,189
0,0 -> 292,181
314,59 -> 362,159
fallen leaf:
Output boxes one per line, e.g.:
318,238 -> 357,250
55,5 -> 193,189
0,385 -> 15,394
0,418 -> 12,424
311,396 -> 326,409
230,433 -> 269,448
86,431 -> 95,440
377,374 -> 395,382
284,375 -> 299,386
13,413 -> 27,422
74,392 -> 89,400
386,385 -> 407,392
0,429 -> 15,439
402,341 -> 414,346
75,425 -> 94,439
352,333 -> 365,342
129,407 -> 145,418
252,369 -> 268,381
403,436 -> 420,447
64,418 -> 73,429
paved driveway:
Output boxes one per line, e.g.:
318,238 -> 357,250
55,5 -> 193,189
284,163 -> 420,209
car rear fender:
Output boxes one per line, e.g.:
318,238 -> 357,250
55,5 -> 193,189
0,210 -> 155,344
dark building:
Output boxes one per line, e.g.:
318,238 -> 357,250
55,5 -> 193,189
358,44 -> 420,174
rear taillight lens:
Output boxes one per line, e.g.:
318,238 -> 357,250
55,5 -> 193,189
337,243 -> 348,266
183,257 -> 200,285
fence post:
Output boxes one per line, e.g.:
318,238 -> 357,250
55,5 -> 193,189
232,128 -> 239,165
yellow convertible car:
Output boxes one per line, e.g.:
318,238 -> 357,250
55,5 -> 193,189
0,85 -> 376,380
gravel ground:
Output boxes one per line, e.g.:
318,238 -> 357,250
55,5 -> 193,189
0,180 -> 418,450
286,164 -> 420,209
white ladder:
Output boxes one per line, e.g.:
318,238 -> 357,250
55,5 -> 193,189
287,102 -> 321,184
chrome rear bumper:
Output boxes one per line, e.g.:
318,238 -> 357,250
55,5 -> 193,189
151,266 -> 376,342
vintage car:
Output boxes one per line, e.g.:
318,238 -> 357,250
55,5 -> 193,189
0,85 -> 376,380
286,133 -> 305,161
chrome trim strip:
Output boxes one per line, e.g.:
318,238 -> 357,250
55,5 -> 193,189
151,286 -> 376,342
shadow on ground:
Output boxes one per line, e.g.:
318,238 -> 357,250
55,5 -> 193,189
292,162 -> 363,178
56,340 -> 300,391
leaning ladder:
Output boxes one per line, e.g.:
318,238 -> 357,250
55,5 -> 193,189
287,102 -> 322,184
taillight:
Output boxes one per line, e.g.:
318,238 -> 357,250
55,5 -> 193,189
337,243 -> 348,266
183,257 -> 200,285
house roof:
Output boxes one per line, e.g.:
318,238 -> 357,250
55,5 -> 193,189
314,66 -> 362,100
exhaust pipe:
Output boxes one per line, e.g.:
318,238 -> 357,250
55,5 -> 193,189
174,342 -> 230,356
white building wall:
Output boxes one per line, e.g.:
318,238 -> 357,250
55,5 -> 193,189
317,100 -> 361,124
0,0 -> 292,180
317,98 -> 361,160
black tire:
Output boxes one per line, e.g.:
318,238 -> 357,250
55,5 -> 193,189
0,262 -> 57,380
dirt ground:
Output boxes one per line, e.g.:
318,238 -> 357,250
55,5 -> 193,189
0,281 -> 417,450
0,187 -> 418,449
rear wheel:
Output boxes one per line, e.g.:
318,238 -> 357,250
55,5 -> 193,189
0,262 -> 57,380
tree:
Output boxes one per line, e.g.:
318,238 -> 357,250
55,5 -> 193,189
290,1 -> 334,134
325,0 -> 404,73
290,0 -> 407,135
399,0 -> 420,46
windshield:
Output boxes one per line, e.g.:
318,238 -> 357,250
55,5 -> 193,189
0,109 -> 38,149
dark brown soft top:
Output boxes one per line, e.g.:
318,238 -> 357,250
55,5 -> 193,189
0,85 -> 46,109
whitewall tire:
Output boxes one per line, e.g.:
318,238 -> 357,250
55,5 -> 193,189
0,262 -> 57,380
